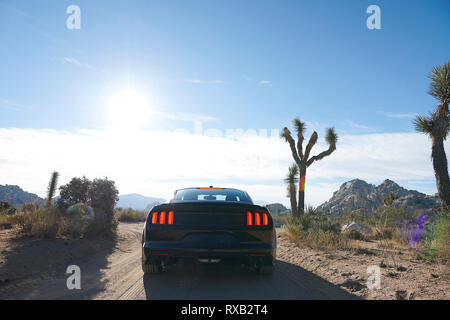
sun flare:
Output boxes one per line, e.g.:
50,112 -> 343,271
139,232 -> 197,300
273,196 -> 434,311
107,89 -> 151,128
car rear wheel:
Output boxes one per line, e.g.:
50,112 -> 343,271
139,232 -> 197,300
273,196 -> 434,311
142,262 -> 162,274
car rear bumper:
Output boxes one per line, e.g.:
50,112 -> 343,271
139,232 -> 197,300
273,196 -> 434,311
142,241 -> 275,265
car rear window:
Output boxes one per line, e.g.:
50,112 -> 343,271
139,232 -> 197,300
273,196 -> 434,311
173,188 -> 252,203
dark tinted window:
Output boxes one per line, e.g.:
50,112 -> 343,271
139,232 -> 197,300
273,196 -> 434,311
173,188 -> 252,203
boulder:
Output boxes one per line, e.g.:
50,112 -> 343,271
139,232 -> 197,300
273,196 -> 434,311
342,222 -> 372,237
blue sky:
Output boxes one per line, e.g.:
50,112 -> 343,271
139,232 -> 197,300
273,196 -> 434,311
0,1 -> 449,205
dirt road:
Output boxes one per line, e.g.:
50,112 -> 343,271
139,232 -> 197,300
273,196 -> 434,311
0,223 -> 358,300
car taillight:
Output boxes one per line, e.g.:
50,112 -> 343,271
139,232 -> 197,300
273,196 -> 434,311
151,212 -> 158,224
150,211 -> 174,225
246,211 -> 269,227
255,212 -> 261,226
159,211 -> 166,224
246,211 -> 253,226
263,213 -> 268,226
168,211 -> 174,225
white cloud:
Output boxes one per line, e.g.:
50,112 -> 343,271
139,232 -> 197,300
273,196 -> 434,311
344,121 -> 376,133
62,57 -> 93,70
382,112 -> 418,119
259,80 -> 271,85
0,128 -> 447,207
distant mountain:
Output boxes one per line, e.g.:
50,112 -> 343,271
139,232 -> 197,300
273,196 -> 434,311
265,203 -> 289,214
116,194 -> 166,211
317,179 -> 439,215
0,184 -> 44,207
254,200 -> 269,206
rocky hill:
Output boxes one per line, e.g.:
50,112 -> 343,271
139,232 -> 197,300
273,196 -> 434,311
0,184 -> 44,207
266,203 -> 289,214
317,179 -> 439,215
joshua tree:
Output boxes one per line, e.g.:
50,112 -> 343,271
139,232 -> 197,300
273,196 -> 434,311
282,118 -> 338,215
284,164 -> 299,216
413,61 -> 450,211
45,171 -> 59,208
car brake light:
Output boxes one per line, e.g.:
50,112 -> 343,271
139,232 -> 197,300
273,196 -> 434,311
246,211 -> 270,227
255,212 -> 261,226
246,211 -> 253,226
159,211 -> 166,224
151,212 -> 158,224
168,211 -> 174,225
263,213 -> 268,226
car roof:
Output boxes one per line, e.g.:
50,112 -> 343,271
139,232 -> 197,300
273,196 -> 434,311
175,187 -> 246,192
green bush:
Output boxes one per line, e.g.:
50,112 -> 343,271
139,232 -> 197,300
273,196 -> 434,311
423,214 -> 449,262
58,176 -> 119,237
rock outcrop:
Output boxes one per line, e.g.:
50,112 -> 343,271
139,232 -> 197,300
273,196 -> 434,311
317,179 -> 439,215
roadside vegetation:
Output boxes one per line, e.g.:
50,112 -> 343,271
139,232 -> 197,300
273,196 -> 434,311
284,200 -> 449,263
0,173 -> 119,239
115,208 -> 147,222
284,206 -> 349,251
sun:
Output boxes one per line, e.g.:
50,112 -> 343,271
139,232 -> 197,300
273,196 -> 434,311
107,89 -> 151,128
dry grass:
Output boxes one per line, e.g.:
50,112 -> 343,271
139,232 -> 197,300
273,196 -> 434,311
285,205 -> 450,267
284,214 -> 350,251
12,206 -> 61,238
6,203 -> 116,239
115,208 -> 147,222
0,212 -> 12,229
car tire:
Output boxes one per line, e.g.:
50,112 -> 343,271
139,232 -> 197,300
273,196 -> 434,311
142,263 -> 162,274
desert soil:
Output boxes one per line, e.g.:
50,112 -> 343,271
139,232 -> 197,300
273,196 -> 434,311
279,228 -> 450,300
0,223 -> 448,300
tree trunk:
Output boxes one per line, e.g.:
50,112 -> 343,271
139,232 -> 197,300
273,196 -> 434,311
289,187 -> 298,217
297,166 -> 306,215
431,136 -> 450,210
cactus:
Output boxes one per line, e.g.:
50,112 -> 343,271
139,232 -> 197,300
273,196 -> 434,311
284,164 -> 299,216
413,61 -> 450,211
282,118 -> 338,216
45,171 -> 59,208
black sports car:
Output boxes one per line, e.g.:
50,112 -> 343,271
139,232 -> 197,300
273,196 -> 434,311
141,187 -> 276,274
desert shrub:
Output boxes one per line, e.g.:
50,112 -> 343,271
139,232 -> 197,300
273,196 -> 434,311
88,178 -> 119,236
0,201 -> 12,211
271,214 -> 288,227
423,213 -> 449,262
0,212 -> 12,228
58,177 -> 119,237
368,205 -> 419,241
115,208 -> 146,222
13,206 -> 61,238
59,176 -> 90,204
11,202 -> 98,239
285,209 -> 347,251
